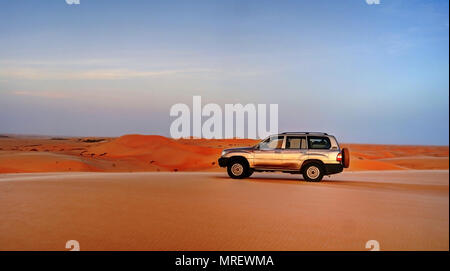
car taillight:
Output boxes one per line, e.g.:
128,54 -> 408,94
336,153 -> 342,162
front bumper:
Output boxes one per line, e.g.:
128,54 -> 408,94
218,157 -> 229,167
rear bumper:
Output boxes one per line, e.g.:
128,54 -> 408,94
324,164 -> 344,175
218,157 -> 229,167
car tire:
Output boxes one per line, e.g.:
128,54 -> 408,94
342,148 -> 350,168
227,159 -> 249,179
302,163 -> 324,182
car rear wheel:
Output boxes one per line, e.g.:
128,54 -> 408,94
302,163 -> 324,182
227,159 -> 249,179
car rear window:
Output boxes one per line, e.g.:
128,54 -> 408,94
308,136 -> 331,149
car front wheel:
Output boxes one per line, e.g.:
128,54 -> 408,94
227,159 -> 249,179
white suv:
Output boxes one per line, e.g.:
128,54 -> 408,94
218,132 -> 350,182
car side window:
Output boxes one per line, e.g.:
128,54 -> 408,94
285,136 -> 307,149
308,136 -> 331,149
259,136 -> 284,150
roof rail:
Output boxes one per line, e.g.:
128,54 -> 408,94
281,132 -> 328,135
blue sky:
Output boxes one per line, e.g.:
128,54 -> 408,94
0,0 -> 448,144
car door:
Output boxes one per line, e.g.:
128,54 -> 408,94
282,136 -> 308,170
253,135 -> 285,169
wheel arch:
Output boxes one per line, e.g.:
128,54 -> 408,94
300,159 -> 325,173
228,156 -> 250,167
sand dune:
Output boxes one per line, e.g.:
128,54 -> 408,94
88,135 -> 220,171
0,152 -> 99,173
0,135 -> 448,173
0,171 -> 448,250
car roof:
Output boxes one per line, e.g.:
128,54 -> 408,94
279,132 -> 330,136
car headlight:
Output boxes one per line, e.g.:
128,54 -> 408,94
221,150 -> 227,156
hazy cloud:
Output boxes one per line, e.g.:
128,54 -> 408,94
12,90 -> 70,99
0,67 -> 212,80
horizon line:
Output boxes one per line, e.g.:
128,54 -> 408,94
0,132 -> 448,147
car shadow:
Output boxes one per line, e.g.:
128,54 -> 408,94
212,175 -> 447,194
213,174 -> 308,184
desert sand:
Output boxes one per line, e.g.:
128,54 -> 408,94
0,135 -> 448,250
0,134 -> 448,173
0,170 -> 448,251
